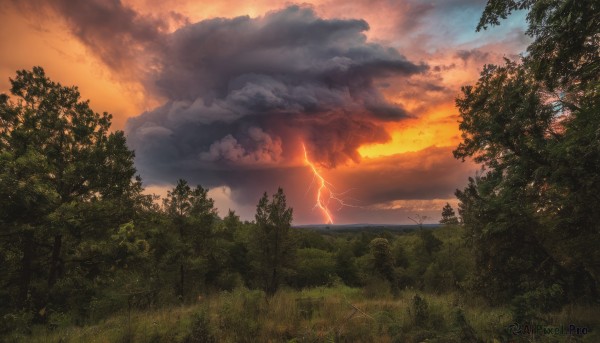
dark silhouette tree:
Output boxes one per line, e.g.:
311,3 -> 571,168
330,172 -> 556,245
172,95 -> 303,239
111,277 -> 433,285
439,203 -> 459,225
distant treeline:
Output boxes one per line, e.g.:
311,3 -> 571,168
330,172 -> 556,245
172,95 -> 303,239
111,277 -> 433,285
294,224 -> 441,233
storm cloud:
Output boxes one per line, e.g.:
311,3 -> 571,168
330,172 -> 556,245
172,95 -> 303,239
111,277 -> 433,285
125,6 -> 427,184
8,0 -> 508,222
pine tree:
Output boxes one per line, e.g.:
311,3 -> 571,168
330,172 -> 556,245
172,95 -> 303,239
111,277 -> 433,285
439,203 -> 459,225
251,188 -> 295,295
0,67 -> 142,321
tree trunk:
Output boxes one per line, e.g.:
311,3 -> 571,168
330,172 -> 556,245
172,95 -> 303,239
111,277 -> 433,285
179,263 -> 185,300
48,234 -> 62,287
19,230 -> 34,306
268,267 -> 277,296
178,222 -> 185,301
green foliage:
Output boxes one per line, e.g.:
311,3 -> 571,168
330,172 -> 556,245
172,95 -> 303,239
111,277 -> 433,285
410,294 -> 429,327
454,0 -> 599,306
0,66 -> 144,328
295,230 -> 333,251
451,308 -> 479,343
294,248 -> 336,288
362,276 -> 392,299
183,309 -> 216,343
418,229 -> 442,256
477,0 -> 599,90
334,242 -> 361,286
12,285 -> 600,342
369,238 -> 396,285
218,289 -> 264,342
250,188 -> 295,295
161,179 -> 218,300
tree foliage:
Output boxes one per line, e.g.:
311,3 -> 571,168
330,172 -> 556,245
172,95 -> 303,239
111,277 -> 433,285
162,180 -> 218,299
440,203 -> 459,225
455,0 -> 599,306
250,188 -> 295,295
0,67 -> 144,325
477,0 -> 599,90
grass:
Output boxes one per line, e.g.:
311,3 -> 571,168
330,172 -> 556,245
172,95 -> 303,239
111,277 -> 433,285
8,285 -> 600,343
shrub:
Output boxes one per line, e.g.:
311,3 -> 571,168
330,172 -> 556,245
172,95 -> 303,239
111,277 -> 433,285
410,294 -> 429,327
184,309 -> 216,343
451,308 -> 479,342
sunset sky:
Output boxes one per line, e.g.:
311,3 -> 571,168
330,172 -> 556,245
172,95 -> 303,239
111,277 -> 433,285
0,0 -> 529,224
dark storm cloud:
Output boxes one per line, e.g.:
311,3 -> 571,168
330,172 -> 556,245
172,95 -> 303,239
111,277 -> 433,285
15,1 -> 427,169
456,49 -> 491,65
123,5 -> 428,183
13,2 -> 440,215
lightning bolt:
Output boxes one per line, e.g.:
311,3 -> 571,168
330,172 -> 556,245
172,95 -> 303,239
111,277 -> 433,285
302,143 -> 356,224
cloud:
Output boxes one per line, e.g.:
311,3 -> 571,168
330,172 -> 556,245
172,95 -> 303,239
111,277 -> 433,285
455,49 -> 491,65
11,0 -> 170,78
121,5 -> 428,184
6,0 -> 523,223
199,127 -> 283,165
329,146 -> 477,204
20,3 -> 424,169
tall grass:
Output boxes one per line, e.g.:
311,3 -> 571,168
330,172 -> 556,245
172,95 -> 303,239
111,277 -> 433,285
11,285 -> 600,343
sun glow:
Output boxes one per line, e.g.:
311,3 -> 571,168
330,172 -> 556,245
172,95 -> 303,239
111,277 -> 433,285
358,104 -> 461,158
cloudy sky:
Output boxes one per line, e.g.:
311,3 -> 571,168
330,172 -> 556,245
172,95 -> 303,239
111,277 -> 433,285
0,0 -> 528,224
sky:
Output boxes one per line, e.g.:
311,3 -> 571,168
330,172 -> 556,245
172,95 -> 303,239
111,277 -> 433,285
0,0 -> 529,224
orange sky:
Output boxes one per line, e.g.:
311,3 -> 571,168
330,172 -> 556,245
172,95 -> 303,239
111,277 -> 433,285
0,0 -> 528,224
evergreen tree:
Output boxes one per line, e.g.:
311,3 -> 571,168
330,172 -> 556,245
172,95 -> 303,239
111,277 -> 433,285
162,180 -> 217,300
250,188 -> 295,295
439,203 -> 459,225
0,67 -> 143,323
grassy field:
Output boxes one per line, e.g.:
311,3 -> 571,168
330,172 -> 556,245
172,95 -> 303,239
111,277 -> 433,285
9,285 -> 599,343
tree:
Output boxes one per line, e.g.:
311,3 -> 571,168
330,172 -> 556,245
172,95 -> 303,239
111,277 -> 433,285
0,67 -> 142,321
477,0 -> 599,91
454,0 -> 599,306
334,242 -> 360,286
369,238 -> 396,289
439,203 -> 459,225
162,179 -> 217,300
250,188 -> 295,295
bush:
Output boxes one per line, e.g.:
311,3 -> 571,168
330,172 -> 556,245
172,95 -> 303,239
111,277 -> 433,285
294,248 -> 336,288
451,308 -> 479,342
511,283 -> 564,323
410,294 -> 429,327
184,309 -> 216,343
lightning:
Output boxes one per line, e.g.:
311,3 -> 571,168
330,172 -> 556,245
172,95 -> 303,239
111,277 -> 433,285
302,143 -> 356,224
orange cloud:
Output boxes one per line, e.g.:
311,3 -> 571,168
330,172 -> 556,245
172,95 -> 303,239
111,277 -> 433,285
359,103 -> 460,157
0,4 -> 158,130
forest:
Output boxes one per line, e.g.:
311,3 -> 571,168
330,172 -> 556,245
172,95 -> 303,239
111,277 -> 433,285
1,0 -> 599,342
